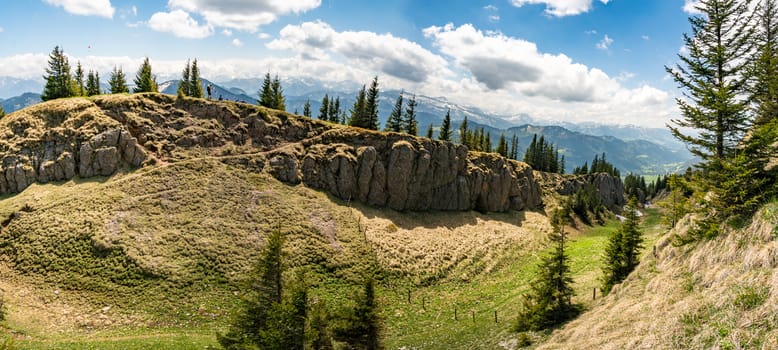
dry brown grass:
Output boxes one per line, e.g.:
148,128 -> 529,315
537,202 -> 778,350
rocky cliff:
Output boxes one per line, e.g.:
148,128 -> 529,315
0,94 -> 624,213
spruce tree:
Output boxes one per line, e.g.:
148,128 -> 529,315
385,91 -> 404,132
515,210 -> 580,332
363,76 -> 380,130
330,97 -> 341,123
86,70 -> 101,96
178,59 -> 191,97
349,85 -> 369,128
509,135 -> 519,160
303,99 -> 312,118
133,57 -> 158,93
496,134 -> 508,157
666,0 -> 754,172
458,116 -> 470,146
484,132 -> 492,153
259,73 -> 274,108
319,94 -> 330,120
190,59 -> 204,98
108,66 -> 130,94
601,197 -> 643,293
403,94 -> 418,135
426,123 -> 434,139
750,0 -> 778,127
41,46 -> 76,101
74,61 -> 85,96
438,109 -> 452,141
271,75 -> 285,111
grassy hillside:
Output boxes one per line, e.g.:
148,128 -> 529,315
539,201 -> 778,349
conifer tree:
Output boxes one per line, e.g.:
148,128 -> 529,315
483,132 -> 492,153
74,61 -> 85,96
108,66 -> 130,94
496,134 -> 508,157
303,99 -> 312,118
178,59 -> 191,97
319,94 -> 330,120
666,0 -> 754,171
133,57 -> 158,93
750,0 -> 778,127
515,210 -> 580,332
271,74 -> 285,111
190,59 -> 204,98
458,116 -> 470,146
403,94 -> 418,135
330,97 -> 341,123
509,135 -> 519,160
601,197 -> 643,293
385,91 -> 404,132
438,109 -> 452,141
42,46 -> 76,101
85,70 -> 101,96
259,73 -> 274,108
426,123 -> 434,139
349,85 -> 369,128
363,76 -> 380,130
0,105 -> 5,119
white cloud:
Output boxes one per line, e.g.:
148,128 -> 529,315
683,0 -> 702,14
585,29 -> 597,35
484,5 -> 498,11
510,0 -> 611,17
44,0 -> 115,18
148,9 -> 213,39
222,29 -> 233,36
489,15 -> 500,22
232,38 -> 243,47
641,35 -> 650,40
0,27 -> 4,33
596,34 -> 613,50
267,21 -> 452,83
166,0 -> 321,32
132,5 -> 137,16
257,32 -> 271,39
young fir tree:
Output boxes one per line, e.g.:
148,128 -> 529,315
509,135 -> 519,160
496,134 -> 508,157
303,99 -> 312,118
384,91 -> 404,132
85,70 -> 101,96
426,123 -> 434,139
363,76 -> 380,130
750,0 -> 778,127
330,97 -> 341,123
349,85 -> 369,128
601,197 -> 644,293
483,132 -> 492,153
458,116 -> 470,147
333,278 -> 383,350
42,46 -> 76,101
177,59 -> 191,97
190,59 -> 204,98
269,75 -> 285,111
438,109 -> 452,141
218,229 -> 284,349
319,94 -> 330,120
74,61 -> 85,96
403,94 -> 418,135
108,66 -> 130,94
133,57 -> 158,93
666,0 -> 754,179
515,209 -> 581,332
259,73 -> 274,108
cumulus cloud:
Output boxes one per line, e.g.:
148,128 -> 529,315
165,0 -> 321,32
510,0 -> 611,17
257,32 -> 271,39
596,34 -> 613,50
484,5 -> 498,11
489,15 -> 500,22
148,9 -> 213,38
222,29 -> 233,36
683,0 -> 702,14
232,38 -> 243,47
267,21 -> 451,83
44,0 -> 115,18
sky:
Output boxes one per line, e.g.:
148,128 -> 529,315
0,0 -> 704,127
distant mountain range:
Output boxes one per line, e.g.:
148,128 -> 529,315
0,76 -> 693,175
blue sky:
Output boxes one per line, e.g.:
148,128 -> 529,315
0,0 -> 702,127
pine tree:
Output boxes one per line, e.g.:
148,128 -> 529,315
384,91 -> 404,132
133,57 -> 158,93
85,70 -> 101,96
108,66 -> 129,94
330,97 -> 341,123
178,59 -> 191,97
509,135 -> 519,160
303,99 -> 312,118
190,59 -> 204,98
496,134 -> 508,157
458,116 -> 469,146
349,85 -> 369,128
259,73 -> 274,108
438,109 -> 452,141
271,74 -> 285,111
403,94 -> 418,135
426,123 -> 434,139
74,61 -> 85,96
484,132 -> 492,153
666,0 -> 754,173
601,197 -> 643,293
750,0 -> 778,127
319,94 -> 330,120
363,76 -> 380,130
41,46 -> 76,101
218,229 -> 284,349
515,210 -> 581,332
